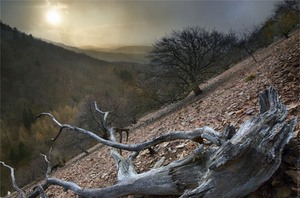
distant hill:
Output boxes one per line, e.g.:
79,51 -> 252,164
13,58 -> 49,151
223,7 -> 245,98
1,22 -> 145,194
1,23 -> 112,119
110,46 -> 152,54
50,41 -> 151,63
1,23 -> 139,151
77,48 -> 150,63
1,22 -> 145,131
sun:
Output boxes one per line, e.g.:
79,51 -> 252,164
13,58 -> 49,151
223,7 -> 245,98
46,9 -> 61,25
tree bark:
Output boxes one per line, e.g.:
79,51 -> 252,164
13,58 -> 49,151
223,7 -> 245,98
7,87 -> 296,198
192,85 -> 203,96
244,47 -> 257,63
282,32 -> 289,39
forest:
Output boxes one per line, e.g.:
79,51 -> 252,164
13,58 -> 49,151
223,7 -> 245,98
0,0 -> 299,196
0,22 -> 148,193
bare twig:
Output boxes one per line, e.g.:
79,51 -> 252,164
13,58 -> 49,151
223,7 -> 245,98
40,151 -> 51,178
36,185 -> 48,198
0,161 -> 26,198
94,102 -> 110,132
34,113 -> 65,141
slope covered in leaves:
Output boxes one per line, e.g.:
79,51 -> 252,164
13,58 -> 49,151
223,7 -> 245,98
25,31 -> 299,197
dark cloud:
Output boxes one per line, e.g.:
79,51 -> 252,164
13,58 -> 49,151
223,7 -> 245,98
0,0 -> 280,47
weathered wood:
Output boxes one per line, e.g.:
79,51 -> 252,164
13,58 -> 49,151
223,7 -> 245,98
6,87 -> 296,198
0,162 -> 26,198
181,87 -> 296,197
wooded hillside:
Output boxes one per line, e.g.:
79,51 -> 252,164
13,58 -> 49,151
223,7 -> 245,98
0,23 -> 144,194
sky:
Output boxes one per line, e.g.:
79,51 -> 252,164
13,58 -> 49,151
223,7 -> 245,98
0,0 -> 280,48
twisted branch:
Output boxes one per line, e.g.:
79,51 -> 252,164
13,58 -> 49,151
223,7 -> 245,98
35,112 -> 222,153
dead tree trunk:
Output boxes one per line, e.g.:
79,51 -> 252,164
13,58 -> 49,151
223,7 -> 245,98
244,46 -> 258,63
2,87 -> 297,198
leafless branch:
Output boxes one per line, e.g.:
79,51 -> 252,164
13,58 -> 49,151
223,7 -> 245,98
36,185 -> 47,198
94,101 -> 110,132
35,112 -> 222,153
0,161 -> 26,198
40,148 -> 52,178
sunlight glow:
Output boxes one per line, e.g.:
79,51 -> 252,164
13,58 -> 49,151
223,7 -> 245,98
46,9 -> 61,25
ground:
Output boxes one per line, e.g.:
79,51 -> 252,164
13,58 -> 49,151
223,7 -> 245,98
25,31 -> 299,197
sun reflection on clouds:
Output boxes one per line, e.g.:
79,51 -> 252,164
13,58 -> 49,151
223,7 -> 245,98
45,0 -> 69,10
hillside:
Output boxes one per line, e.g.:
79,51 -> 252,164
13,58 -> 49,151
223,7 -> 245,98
0,23 -> 143,194
76,49 -> 149,64
1,23 -> 114,116
1,22 -> 138,138
0,22 -> 149,120
111,46 -> 152,54
28,31 -> 299,197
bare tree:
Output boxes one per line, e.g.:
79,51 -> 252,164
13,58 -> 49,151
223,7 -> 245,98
76,95 -> 132,142
273,0 -> 300,38
148,26 -> 236,97
2,87 -> 297,197
274,0 -> 300,16
135,67 -> 186,107
238,26 -> 260,63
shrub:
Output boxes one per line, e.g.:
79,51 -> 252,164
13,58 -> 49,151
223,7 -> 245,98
245,74 -> 256,82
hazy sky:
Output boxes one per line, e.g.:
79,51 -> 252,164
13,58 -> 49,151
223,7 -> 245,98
0,0 -> 280,48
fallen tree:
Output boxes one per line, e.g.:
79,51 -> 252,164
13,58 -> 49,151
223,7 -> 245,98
1,87 -> 297,198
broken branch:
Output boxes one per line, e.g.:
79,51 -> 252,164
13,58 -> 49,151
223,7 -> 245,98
35,112 -> 222,152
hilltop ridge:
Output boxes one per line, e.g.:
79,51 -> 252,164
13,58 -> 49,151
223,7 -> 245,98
48,40 -> 151,63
